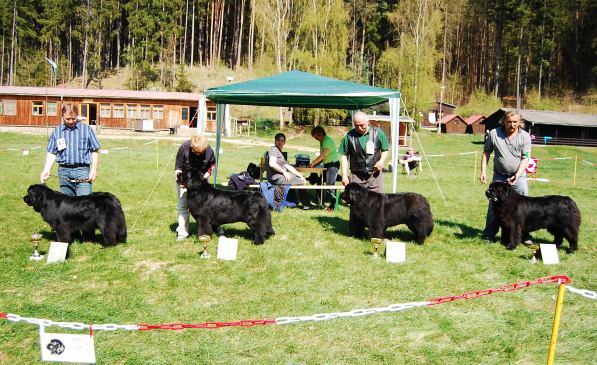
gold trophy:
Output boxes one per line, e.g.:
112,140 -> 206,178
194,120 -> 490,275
198,235 -> 211,259
29,233 -> 44,261
371,238 -> 383,259
529,243 -> 540,263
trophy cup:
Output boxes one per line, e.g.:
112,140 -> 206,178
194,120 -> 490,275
528,243 -> 540,263
198,235 -> 211,259
371,238 -> 383,259
29,233 -> 44,261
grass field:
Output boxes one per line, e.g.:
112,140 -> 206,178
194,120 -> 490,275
0,128 -> 595,364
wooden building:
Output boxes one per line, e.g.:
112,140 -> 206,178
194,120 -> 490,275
464,115 -> 486,134
439,114 -> 468,134
367,114 -> 414,146
0,86 -> 217,131
422,101 -> 456,128
482,108 -> 597,146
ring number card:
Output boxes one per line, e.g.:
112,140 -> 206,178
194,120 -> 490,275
39,326 -> 96,363
385,241 -> 406,263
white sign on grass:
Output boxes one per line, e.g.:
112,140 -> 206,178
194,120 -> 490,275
22,150 -> 29,156
100,149 -> 109,154
385,241 -> 406,263
46,242 -> 69,263
39,326 -> 96,363
540,244 -> 560,265
217,236 -> 238,260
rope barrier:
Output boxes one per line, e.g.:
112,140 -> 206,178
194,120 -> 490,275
0,275 -> 572,332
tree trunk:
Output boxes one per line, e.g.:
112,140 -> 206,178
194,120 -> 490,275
198,5 -> 203,66
1,36 -> 4,85
183,0 -> 189,65
190,1 -> 195,67
235,0 -> 245,69
248,0 -> 254,71
81,0 -> 90,88
493,0 -> 504,98
9,0 -> 16,86
516,24 -> 523,110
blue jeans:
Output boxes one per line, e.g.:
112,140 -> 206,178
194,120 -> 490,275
58,166 -> 92,196
482,173 -> 528,238
323,165 -> 339,207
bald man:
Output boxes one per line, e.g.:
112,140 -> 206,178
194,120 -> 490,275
338,112 -> 389,193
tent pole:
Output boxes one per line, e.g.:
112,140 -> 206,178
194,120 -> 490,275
390,97 -> 400,193
214,103 -> 225,186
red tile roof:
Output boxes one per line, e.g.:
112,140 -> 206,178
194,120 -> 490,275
465,115 -> 486,125
439,114 -> 466,124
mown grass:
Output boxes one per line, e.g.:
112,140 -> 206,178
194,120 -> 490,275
0,129 -> 595,364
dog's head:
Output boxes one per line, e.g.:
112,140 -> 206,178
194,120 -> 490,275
176,167 -> 206,190
340,182 -> 367,205
485,181 -> 515,203
23,184 -> 50,212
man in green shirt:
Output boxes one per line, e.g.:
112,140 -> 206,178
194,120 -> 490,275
338,111 -> 389,193
308,126 -> 340,210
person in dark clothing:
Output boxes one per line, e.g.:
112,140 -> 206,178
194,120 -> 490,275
175,135 -> 216,240
338,112 -> 389,193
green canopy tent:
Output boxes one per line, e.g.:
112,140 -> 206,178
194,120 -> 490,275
203,70 -> 403,192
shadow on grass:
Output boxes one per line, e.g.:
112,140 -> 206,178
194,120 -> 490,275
435,218 -> 484,239
313,215 -> 347,235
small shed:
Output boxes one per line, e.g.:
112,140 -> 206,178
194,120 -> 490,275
439,114 -> 467,134
422,101 -> 456,127
0,86 -> 217,131
465,115 -> 486,134
367,114 -> 414,146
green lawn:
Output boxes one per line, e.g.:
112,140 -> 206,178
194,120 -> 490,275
0,129 -> 595,364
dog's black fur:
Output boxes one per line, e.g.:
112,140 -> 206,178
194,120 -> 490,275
177,168 -> 274,244
23,184 -> 127,246
486,182 -> 580,252
340,183 -> 433,244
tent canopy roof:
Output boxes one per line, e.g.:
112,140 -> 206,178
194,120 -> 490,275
204,70 -> 399,109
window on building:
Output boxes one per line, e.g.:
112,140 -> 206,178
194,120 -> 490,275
0,101 -> 3,115
182,107 -> 189,120
100,104 -> 111,118
32,101 -> 44,116
153,105 -> 164,120
47,102 -> 58,116
207,111 -> 216,121
126,104 -> 140,119
113,104 -> 124,118
4,100 -> 16,115
140,105 -> 151,120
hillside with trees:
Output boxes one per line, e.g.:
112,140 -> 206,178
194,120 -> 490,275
0,0 -> 595,119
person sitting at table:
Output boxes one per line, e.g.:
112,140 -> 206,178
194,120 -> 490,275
266,133 -> 312,210
399,147 -> 422,176
308,126 -> 340,211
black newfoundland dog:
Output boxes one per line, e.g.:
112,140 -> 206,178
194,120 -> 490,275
486,182 -> 580,252
177,168 -> 274,244
23,184 -> 127,246
341,183 -> 433,244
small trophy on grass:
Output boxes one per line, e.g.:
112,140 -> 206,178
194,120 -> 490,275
198,235 -> 211,259
29,233 -> 44,261
528,243 -> 540,263
371,237 -> 383,259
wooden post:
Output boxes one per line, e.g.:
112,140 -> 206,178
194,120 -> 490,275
546,283 -> 566,365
